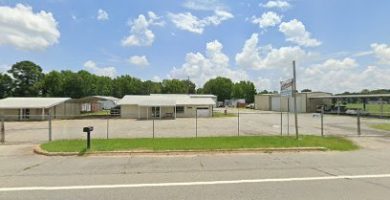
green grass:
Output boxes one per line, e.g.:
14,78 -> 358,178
346,103 -> 390,116
213,112 -> 237,118
370,123 -> 390,131
40,135 -> 358,153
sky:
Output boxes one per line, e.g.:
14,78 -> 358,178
0,0 -> 390,93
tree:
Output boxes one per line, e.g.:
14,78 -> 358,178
232,81 -> 257,103
142,80 -> 162,95
112,75 -> 143,97
181,79 -> 196,94
42,71 -> 64,97
161,79 -> 188,94
301,89 -> 312,93
62,70 -> 84,98
203,77 -> 233,101
8,61 -> 44,96
0,73 -> 13,98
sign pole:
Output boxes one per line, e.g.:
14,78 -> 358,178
293,61 -> 299,139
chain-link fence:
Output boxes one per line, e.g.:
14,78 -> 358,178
1,109 -> 390,144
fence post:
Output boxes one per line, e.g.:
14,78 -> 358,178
48,114 -> 52,141
1,116 -> 5,144
152,118 -> 155,139
357,111 -> 361,136
106,117 -> 109,140
237,108 -> 240,136
195,109 -> 198,138
321,106 -> 324,137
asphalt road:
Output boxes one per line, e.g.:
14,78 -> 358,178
1,137 -> 390,199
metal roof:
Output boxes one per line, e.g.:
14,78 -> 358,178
118,94 -> 216,106
74,96 -> 119,102
0,97 -> 71,109
309,94 -> 390,99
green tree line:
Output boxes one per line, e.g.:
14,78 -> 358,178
0,61 -> 259,102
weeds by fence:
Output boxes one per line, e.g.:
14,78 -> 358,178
1,110 -> 389,144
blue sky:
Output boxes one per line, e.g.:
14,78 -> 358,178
0,0 -> 390,93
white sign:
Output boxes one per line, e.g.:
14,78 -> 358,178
280,78 -> 294,96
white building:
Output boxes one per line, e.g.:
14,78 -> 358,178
117,94 -> 217,119
0,97 -> 80,120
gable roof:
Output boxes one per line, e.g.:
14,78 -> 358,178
0,97 -> 71,109
118,94 -> 216,106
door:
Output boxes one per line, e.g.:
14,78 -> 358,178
271,97 -> 281,111
22,108 -> 30,119
196,107 -> 209,117
152,106 -> 160,118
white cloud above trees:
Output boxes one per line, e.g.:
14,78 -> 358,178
168,9 -> 233,34
121,12 -> 164,47
279,19 -> 321,47
0,4 -> 60,50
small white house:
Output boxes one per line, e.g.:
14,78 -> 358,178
0,97 -> 80,120
117,94 -> 217,119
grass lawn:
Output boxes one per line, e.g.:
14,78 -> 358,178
213,112 -> 237,118
346,103 -> 390,116
370,123 -> 390,131
40,135 -> 358,153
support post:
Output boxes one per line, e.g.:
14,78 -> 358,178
1,116 -> 5,144
48,114 -> 52,141
238,107 -> 240,136
287,97 -> 290,136
293,60 -> 299,139
106,117 -> 109,140
357,111 -> 361,136
321,106 -> 324,137
380,97 -> 384,118
195,109 -> 198,138
152,118 -> 155,139
41,108 -> 45,121
280,94 -> 283,136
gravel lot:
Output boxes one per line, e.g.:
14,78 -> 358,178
2,109 -> 390,144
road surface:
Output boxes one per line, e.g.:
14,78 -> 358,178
0,137 -> 390,199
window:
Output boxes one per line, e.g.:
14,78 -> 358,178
176,106 -> 184,113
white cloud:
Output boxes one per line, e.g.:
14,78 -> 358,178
301,58 -> 390,93
254,77 -> 273,91
0,4 -> 60,50
83,60 -> 116,78
371,43 -> 390,65
252,11 -> 282,29
279,19 -> 321,47
121,11 -> 164,47
183,0 -> 226,11
168,9 -> 233,34
235,33 -> 309,70
97,9 -> 109,21
170,40 -> 248,87
128,55 -> 150,67
261,0 -> 291,9
152,75 -> 162,82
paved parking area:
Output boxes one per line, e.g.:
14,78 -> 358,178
1,110 -> 389,144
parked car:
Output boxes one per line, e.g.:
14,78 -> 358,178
246,103 -> 255,109
345,108 -> 369,116
110,106 -> 121,116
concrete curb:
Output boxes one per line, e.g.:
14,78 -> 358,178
34,145 -> 328,157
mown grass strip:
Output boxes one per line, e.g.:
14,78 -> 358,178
40,135 -> 358,153
370,123 -> 390,131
